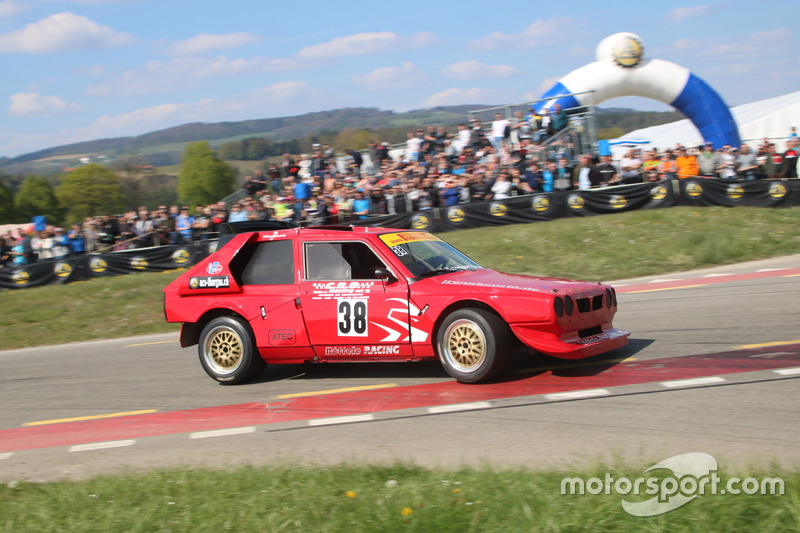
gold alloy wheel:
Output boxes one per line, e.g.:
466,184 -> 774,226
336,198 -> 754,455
443,319 -> 487,371
204,326 -> 243,374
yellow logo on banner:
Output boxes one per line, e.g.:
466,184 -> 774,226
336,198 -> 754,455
410,213 -> 430,230
727,184 -> 744,200
447,207 -> 465,223
650,185 -> 668,201
568,194 -> 585,210
769,183 -> 787,199
90,257 -> 108,274
613,35 -> 644,68
532,196 -> 550,212
131,256 -> 149,270
172,248 -> 191,264
12,270 -> 29,286
489,202 -> 508,217
686,182 -> 703,197
610,195 -> 627,209
54,261 -> 72,278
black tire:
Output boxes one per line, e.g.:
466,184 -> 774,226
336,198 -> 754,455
198,316 -> 265,384
436,308 -> 511,383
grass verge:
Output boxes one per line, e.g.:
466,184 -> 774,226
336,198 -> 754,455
2,206 -> 798,350
1,464 -> 797,532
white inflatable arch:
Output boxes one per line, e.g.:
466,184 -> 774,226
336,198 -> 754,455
533,33 -> 740,149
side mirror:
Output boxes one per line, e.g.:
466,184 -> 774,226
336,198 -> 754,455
373,267 -> 396,282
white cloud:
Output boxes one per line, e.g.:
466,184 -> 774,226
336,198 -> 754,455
0,0 -> 28,17
468,18 -> 571,51
353,62 -> 427,91
669,28 -> 793,61
442,60 -> 520,80
8,92 -> 85,116
167,32 -> 261,56
295,31 -> 438,61
0,12 -> 134,54
86,55 -> 302,96
669,5 -> 713,23
422,87 -> 495,108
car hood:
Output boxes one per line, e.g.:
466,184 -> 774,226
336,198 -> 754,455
420,268 -> 607,297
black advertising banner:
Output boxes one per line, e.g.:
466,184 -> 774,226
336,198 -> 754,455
679,178 -> 797,207
0,243 -> 210,290
2,179 -> 798,290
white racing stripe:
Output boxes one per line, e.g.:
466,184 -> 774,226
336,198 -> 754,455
68,439 -> 136,452
189,427 -> 256,439
427,402 -> 492,414
546,389 -> 610,401
308,414 -> 375,427
661,376 -> 726,388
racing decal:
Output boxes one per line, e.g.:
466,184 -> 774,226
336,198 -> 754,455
269,329 -> 296,345
390,245 -> 408,257
206,261 -> 224,275
54,261 -> 72,278
322,345 -> 402,356
379,231 -> 440,248
441,279 -> 547,293
189,276 -> 231,289
310,281 -> 375,300
337,299 -> 368,336
373,298 -> 430,343
130,256 -> 148,270
260,230 -> 287,241
90,257 -> 108,274
172,248 -> 191,265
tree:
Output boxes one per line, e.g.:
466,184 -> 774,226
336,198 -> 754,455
178,141 -> 235,206
14,176 -> 62,225
56,163 -> 126,223
0,175 -> 14,223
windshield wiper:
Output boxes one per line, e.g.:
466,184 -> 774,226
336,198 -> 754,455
419,268 -> 457,278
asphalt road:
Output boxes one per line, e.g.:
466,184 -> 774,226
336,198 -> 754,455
1,255 -> 798,482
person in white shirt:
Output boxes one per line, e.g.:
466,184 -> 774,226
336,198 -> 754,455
490,113 -> 510,154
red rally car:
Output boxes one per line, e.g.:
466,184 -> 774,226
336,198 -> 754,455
163,224 -> 629,384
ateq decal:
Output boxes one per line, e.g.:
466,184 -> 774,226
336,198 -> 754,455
189,276 -> 230,289
269,330 -> 296,345
206,261 -> 223,275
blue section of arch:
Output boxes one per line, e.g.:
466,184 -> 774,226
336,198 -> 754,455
670,73 -> 740,149
534,74 -> 740,150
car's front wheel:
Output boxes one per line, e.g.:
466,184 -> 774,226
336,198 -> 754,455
198,316 -> 265,384
436,308 -> 511,383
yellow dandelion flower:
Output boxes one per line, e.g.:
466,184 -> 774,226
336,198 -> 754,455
346,491 -> 357,498
452,488 -> 461,494
401,507 -> 413,516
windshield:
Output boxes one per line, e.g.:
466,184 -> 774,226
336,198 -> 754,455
379,231 -> 482,278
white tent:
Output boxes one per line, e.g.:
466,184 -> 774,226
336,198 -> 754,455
613,90 -> 800,156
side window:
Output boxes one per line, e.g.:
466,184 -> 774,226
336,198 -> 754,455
305,241 -> 386,281
239,240 -> 294,285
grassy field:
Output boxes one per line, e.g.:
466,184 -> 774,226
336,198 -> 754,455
2,205 -> 799,350
1,464 -> 797,532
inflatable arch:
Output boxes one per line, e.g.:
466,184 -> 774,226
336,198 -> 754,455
534,33 -> 740,149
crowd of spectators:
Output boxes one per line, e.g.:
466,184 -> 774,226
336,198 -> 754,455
2,112 -> 798,268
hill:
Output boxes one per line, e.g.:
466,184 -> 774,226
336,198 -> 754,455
0,105 -> 682,178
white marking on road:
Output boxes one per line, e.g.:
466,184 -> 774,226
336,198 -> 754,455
661,376 -> 726,388
756,268 -> 784,272
546,389 -> 610,400
308,414 -> 375,426
0,452 -> 13,460
427,402 -> 492,414
189,427 -> 256,439
650,278 -> 681,283
68,439 -> 136,452
702,273 -> 733,278
774,367 -> 800,376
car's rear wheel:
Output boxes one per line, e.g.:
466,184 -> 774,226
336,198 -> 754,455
198,316 -> 265,384
436,308 -> 511,383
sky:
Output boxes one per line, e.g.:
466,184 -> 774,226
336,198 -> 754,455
1,0 -> 798,158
